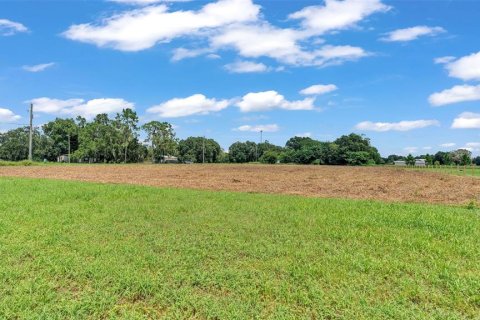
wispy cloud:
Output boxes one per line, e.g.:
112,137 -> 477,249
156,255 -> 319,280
224,61 -> 269,73
381,25 -> 445,42
22,62 -> 55,73
300,84 -> 338,96
0,19 -> 28,36
355,120 -> 439,132
235,124 -> 279,132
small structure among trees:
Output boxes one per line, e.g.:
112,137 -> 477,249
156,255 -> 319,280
160,155 -> 179,164
57,155 -> 69,163
414,159 -> 426,167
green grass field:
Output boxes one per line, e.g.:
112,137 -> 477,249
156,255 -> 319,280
403,165 -> 480,178
1,178 -> 479,319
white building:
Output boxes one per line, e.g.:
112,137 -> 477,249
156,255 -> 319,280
415,159 -> 426,167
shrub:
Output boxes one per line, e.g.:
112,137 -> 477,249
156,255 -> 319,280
0,160 -> 35,166
260,151 -> 278,164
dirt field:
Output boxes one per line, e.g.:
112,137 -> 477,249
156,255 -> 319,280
1,164 -> 480,205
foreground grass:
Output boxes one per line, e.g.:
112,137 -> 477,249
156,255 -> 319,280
0,178 -> 479,319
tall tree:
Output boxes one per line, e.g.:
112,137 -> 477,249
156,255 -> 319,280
115,109 -> 139,163
178,137 -> 221,163
228,141 -> 257,163
142,121 -> 177,162
42,118 -> 79,159
334,133 -> 381,165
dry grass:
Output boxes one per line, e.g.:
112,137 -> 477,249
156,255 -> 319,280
1,164 -> 480,205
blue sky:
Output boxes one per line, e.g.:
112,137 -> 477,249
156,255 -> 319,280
1,0 -> 480,156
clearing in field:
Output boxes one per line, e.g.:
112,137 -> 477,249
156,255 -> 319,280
2,164 -> 480,205
0,177 -> 479,319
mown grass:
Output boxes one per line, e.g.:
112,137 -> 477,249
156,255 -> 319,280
0,178 -> 479,319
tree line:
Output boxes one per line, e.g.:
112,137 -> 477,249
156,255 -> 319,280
0,108 -> 382,165
1,108 -> 472,166
385,149 -> 478,166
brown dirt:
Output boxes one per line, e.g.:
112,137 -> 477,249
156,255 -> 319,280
1,164 -> 479,205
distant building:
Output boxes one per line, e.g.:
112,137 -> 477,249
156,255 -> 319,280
160,155 -> 179,164
415,159 -> 426,167
57,154 -> 69,163
394,160 -> 406,166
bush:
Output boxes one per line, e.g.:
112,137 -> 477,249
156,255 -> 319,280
260,151 -> 278,164
0,160 -> 35,166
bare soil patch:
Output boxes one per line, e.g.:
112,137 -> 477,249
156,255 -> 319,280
1,164 -> 479,205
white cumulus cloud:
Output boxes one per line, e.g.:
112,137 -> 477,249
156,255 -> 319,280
300,84 -> 337,95
236,90 -> 316,112
22,62 -> 55,73
381,25 -> 445,42
29,97 -> 133,119
444,51 -> 480,81
451,112 -> 480,129
429,84 -> 480,106
0,108 -> 21,123
289,0 -> 390,35
63,0 -> 260,51
0,19 -> 28,36
147,94 -> 230,118
235,124 -> 279,132
355,120 -> 439,132
62,0 -> 385,68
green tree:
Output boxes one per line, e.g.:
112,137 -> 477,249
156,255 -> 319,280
115,108 -> 139,163
405,154 -> 415,166
434,151 -> 451,165
334,133 -> 381,165
0,127 -> 54,161
257,141 -> 283,158
450,149 -> 472,165
0,127 -> 31,161
425,154 -> 434,166
260,150 -> 278,164
178,137 -> 221,163
345,151 -> 371,165
228,141 -> 257,163
142,121 -> 178,162
42,118 -> 79,160
74,114 -> 121,163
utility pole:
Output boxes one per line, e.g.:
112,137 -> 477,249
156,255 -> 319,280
68,134 -> 71,163
28,103 -> 33,161
202,136 -> 205,164
260,130 -> 263,144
